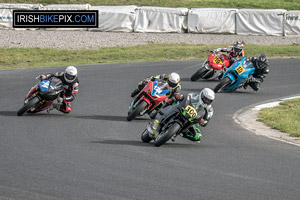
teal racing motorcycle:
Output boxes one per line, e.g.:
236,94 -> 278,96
214,57 -> 255,93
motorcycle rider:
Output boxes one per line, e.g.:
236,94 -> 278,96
131,72 -> 181,98
130,72 -> 181,118
213,41 -> 245,66
37,66 -> 79,114
244,54 -> 270,91
162,88 -> 215,142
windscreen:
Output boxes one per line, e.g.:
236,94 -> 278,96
157,79 -> 169,90
49,77 -> 63,90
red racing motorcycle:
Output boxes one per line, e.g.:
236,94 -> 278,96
127,79 -> 170,121
191,51 -> 230,81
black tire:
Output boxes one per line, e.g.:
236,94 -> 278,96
141,129 -> 152,143
127,101 -> 148,121
191,67 -> 208,81
214,76 -> 232,93
154,123 -> 181,147
17,96 -> 40,116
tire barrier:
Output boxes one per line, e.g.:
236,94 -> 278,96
0,3 -> 299,36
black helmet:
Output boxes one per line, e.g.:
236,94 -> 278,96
256,54 -> 269,69
233,41 -> 244,54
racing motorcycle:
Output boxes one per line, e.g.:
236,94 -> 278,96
17,77 -> 64,116
127,79 -> 170,121
214,57 -> 255,93
191,50 -> 230,81
141,94 -> 205,147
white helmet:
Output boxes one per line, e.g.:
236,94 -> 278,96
168,72 -> 180,88
199,88 -> 215,107
64,66 -> 77,83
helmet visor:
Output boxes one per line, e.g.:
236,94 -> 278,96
201,93 -> 213,105
66,73 -> 76,81
168,80 -> 178,88
258,61 -> 267,68
234,47 -> 242,53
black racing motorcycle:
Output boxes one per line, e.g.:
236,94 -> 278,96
141,93 -> 205,147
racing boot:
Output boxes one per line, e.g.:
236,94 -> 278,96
182,125 -> 202,143
183,132 -> 202,143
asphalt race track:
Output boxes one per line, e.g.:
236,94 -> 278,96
1,60 -> 300,200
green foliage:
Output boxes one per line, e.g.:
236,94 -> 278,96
258,99 -> 300,137
1,0 -> 300,10
1,44 -> 300,69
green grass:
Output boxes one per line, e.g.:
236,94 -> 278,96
258,99 -> 300,137
1,0 -> 300,10
1,44 -> 300,69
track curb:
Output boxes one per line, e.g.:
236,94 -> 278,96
233,95 -> 300,147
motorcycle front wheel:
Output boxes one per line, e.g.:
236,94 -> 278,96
214,77 -> 231,93
141,129 -> 152,143
154,123 -> 181,147
17,96 -> 40,116
190,67 -> 208,81
127,101 -> 148,121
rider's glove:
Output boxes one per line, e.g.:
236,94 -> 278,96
144,78 -> 151,84
175,94 -> 183,101
36,75 -> 46,80
230,58 -> 236,63
199,118 -> 205,126
166,98 -> 174,104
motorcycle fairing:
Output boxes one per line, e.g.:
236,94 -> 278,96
152,79 -> 170,96
39,80 -> 50,92
221,57 -> 255,91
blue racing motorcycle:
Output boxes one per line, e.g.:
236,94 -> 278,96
213,57 -> 255,93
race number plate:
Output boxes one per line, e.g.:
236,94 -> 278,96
235,65 -> 245,75
153,120 -> 159,130
184,105 -> 197,119
213,55 -> 223,64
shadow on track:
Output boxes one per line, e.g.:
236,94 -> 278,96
91,139 -> 152,147
180,77 -> 193,82
184,88 -> 214,93
181,77 -> 219,83
91,139 -> 213,149
0,111 -> 17,116
216,90 -> 255,94
77,115 -> 150,122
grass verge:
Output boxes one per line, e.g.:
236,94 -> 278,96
1,44 -> 300,69
258,99 -> 300,137
2,0 -> 300,10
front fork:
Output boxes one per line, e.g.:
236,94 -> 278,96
24,92 -> 44,111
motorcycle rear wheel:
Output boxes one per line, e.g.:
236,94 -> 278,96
154,123 -> 181,147
127,101 -> 148,121
214,77 -> 231,93
17,96 -> 40,116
